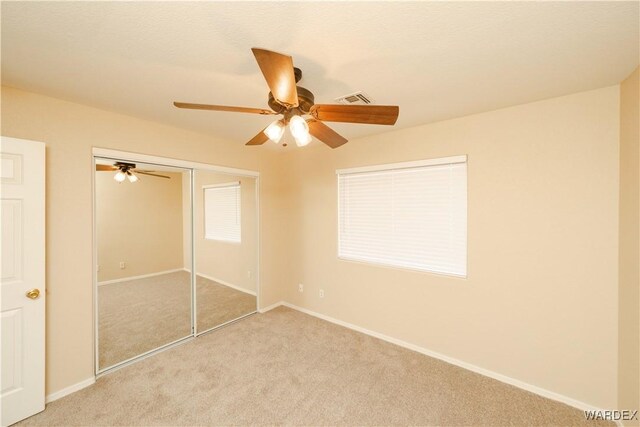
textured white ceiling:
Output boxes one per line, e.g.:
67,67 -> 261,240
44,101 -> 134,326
2,1 -> 638,146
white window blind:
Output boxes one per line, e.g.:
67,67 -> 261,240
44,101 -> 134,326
337,156 -> 467,277
204,182 -> 241,243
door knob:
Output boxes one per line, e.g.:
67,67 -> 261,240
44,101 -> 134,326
25,288 -> 40,299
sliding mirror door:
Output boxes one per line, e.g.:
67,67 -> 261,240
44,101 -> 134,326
95,158 -> 193,371
193,171 -> 258,334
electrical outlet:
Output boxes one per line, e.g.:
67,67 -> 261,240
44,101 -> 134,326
119,261 -> 126,269
247,271 -> 252,279
298,284 -> 304,293
319,289 -> 325,298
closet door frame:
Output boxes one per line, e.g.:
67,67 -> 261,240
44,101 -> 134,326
92,148 -> 260,376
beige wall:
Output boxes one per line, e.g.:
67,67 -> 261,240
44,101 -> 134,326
96,170 -> 185,282
0,86 -> 286,396
619,67 -> 640,424
279,86 -> 620,409
190,172 -> 257,293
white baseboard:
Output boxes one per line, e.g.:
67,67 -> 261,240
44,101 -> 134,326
276,301 -> 607,415
97,268 -> 185,286
258,300 -> 284,313
184,269 -> 257,296
45,377 -> 95,403
44,301 -> 610,418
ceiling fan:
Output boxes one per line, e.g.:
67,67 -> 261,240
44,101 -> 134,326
174,48 -> 400,149
95,162 -> 171,183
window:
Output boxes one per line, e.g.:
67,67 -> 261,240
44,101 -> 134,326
204,182 -> 241,243
337,156 -> 467,277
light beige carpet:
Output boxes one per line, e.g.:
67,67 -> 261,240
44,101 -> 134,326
99,271 -> 256,369
196,274 -> 257,333
22,307 -> 610,426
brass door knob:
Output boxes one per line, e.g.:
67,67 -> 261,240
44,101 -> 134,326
25,288 -> 40,299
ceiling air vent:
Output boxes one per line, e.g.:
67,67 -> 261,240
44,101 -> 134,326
335,91 -> 374,105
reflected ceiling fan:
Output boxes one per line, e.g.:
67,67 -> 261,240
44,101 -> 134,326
96,162 -> 170,183
174,48 -> 400,149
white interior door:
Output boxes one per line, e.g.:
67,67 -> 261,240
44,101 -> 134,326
0,136 -> 45,426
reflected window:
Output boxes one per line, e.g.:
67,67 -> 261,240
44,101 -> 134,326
204,182 -> 241,243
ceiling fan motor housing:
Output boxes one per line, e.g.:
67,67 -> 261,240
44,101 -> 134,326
268,86 -> 315,114
115,161 -> 135,171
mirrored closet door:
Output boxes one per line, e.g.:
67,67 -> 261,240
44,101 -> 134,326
193,171 -> 258,334
95,158 -> 193,371
95,156 -> 259,373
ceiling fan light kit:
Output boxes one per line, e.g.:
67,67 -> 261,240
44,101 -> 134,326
174,48 -> 400,149
295,132 -> 312,147
114,170 -> 127,183
112,162 -> 139,184
288,115 -> 308,137
264,119 -> 285,143
126,171 -> 139,183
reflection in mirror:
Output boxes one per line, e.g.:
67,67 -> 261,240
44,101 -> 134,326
192,171 -> 257,333
96,158 -> 192,370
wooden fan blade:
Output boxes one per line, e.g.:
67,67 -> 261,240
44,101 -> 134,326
96,165 -> 118,171
251,48 -> 298,108
173,102 -> 276,115
136,171 -> 171,179
310,104 -> 399,125
245,127 -> 270,146
307,119 -> 348,149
